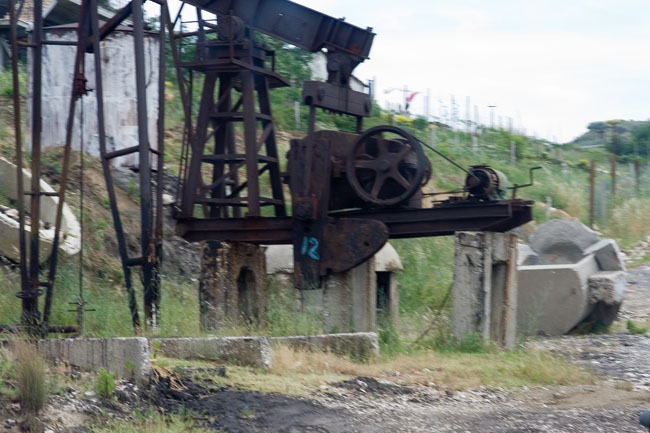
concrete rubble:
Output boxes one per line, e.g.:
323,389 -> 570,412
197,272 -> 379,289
0,157 -> 80,263
517,219 -> 626,336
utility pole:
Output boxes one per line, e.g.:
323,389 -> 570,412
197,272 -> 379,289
589,161 -> 595,229
488,105 -> 496,129
609,120 -> 618,197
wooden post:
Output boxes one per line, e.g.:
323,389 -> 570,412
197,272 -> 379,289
589,161 -> 595,229
635,159 -> 641,195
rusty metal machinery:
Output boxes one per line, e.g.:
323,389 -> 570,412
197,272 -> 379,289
7,0 -> 535,333
170,0 -> 535,291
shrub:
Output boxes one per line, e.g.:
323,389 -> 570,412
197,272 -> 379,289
96,368 -> 115,399
12,340 -> 47,415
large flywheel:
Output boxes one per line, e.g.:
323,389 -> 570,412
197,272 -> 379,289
346,126 -> 427,206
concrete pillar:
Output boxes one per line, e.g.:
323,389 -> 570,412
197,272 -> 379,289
322,258 -> 377,333
451,232 -> 518,348
198,242 -> 267,331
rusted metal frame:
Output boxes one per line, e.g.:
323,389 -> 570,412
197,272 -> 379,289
150,0 -> 167,332
210,75 -> 233,218
180,72 -> 217,218
178,201 -> 533,244
256,74 -> 285,216
42,0 -> 91,328
23,0 -> 44,331
86,0 -> 135,52
9,0 -> 29,328
240,69 -> 261,216
196,9 -> 206,61
225,163 -> 270,199
200,121 -> 271,194
163,3 -> 193,205
90,0 -> 141,331
132,0 -> 157,330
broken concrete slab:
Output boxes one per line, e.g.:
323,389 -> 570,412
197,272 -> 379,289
588,271 -> 626,305
151,337 -> 272,370
37,337 -> 150,384
529,219 -> 600,264
269,332 -> 379,360
0,157 -> 80,263
517,254 -> 600,336
585,271 -> 626,327
583,239 -> 626,272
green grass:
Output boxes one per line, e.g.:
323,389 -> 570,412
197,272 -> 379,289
91,411 -> 212,433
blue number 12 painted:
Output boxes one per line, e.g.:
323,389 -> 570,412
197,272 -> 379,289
301,236 -> 320,260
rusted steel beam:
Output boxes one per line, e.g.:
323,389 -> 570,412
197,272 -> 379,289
177,200 -> 533,244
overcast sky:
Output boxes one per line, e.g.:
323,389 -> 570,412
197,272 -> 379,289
288,0 -> 650,142
154,0 -> 650,143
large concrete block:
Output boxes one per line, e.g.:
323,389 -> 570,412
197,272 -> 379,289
269,332 -> 379,360
37,337 -> 150,384
583,239 -> 626,272
529,219 -> 600,264
517,255 -> 599,335
151,337 -> 272,370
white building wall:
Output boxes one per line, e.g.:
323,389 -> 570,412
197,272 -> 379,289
27,28 -> 160,167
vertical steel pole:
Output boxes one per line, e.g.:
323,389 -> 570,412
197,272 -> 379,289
132,0 -> 154,329
9,0 -> 29,327
91,0 -> 140,332
43,0 -> 90,327
151,2 -> 167,330
25,0 -> 44,331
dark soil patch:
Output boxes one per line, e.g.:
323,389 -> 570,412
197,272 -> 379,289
155,376 -> 368,433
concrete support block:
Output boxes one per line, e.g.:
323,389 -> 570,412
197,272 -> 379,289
199,242 -> 267,331
37,337 -> 150,384
151,337 -> 272,370
452,232 -> 518,348
518,255 -> 599,335
270,332 -> 379,360
583,239 -> 626,272
322,259 -> 376,333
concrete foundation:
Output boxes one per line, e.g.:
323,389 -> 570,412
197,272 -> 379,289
151,337 -> 272,370
199,242 -> 267,331
266,243 -> 402,333
37,337 -> 150,384
451,231 -> 518,348
270,332 -> 379,360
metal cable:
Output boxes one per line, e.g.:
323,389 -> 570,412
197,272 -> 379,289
413,135 -> 479,181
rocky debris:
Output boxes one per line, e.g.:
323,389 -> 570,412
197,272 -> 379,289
333,376 -> 415,396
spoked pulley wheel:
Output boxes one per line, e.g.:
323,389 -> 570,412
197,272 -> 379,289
346,125 -> 427,206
